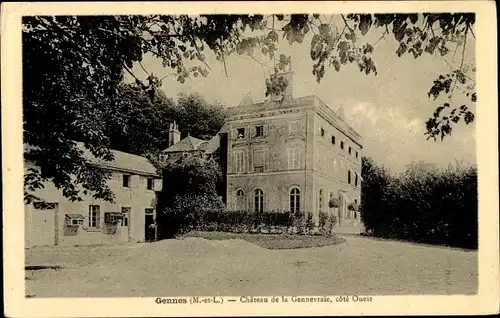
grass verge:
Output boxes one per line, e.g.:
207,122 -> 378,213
183,231 -> 345,250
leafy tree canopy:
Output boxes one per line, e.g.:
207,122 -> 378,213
23,14 -> 475,203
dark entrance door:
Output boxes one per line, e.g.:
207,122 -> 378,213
145,213 -> 155,242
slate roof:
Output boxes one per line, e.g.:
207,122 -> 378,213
203,123 -> 229,155
24,142 -> 159,177
161,135 -> 208,153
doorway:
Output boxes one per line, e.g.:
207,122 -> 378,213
144,208 -> 155,242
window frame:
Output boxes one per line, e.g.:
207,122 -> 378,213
237,128 -> 245,139
234,150 -> 246,173
287,147 -> 301,170
290,187 -> 301,213
88,205 -> 100,229
255,125 -> 264,137
122,174 -> 131,188
146,177 -> 154,190
288,120 -> 301,135
253,149 -> 265,172
254,189 -> 264,213
121,206 -> 130,227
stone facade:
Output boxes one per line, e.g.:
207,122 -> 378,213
225,94 -> 362,223
24,147 -> 162,247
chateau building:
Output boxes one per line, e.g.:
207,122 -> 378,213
224,70 -> 362,223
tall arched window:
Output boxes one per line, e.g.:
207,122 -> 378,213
235,189 -> 245,210
290,188 -> 300,213
318,189 -> 324,213
254,189 -> 264,213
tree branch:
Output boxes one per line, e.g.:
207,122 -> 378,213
469,25 -> 475,39
460,25 -> 468,70
123,63 -> 146,88
238,54 -> 274,69
159,72 -> 177,82
328,14 -> 334,26
341,14 -> 355,33
373,27 -> 389,47
190,35 -> 212,71
138,61 -> 149,75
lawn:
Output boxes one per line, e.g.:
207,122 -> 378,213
183,231 -> 345,249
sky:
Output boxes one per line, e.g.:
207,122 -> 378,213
125,15 -> 476,173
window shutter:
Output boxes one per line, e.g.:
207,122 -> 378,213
231,152 -> 236,173
264,124 -> 269,136
287,148 -> 292,170
264,188 -> 268,212
96,206 -> 101,229
299,147 -> 303,170
248,150 -> 254,173
245,125 -> 250,138
264,149 -> 270,172
250,126 -> 256,138
243,150 -> 247,173
83,206 -> 90,230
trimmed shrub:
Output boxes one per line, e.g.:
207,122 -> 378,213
197,210 -> 317,235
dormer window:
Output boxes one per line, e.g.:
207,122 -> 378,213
237,128 -> 245,139
331,136 -> 336,145
159,153 -> 168,162
320,127 -> 325,137
348,146 -> 352,154
340,141 -> 344,150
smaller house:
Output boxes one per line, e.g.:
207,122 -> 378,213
24,142 -> 162,247
158,122 -> 229,204
160,134 -> 210,162
159,121 -> 226,162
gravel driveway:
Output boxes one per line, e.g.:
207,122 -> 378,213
25,235 -> 477,297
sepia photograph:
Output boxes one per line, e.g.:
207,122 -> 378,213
2,1 -> 499,317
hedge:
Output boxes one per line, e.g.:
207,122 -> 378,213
197,210 -> 335,236
361,158 -> 478,249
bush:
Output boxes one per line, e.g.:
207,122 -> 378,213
156,156 -> 224,239
318,211 -> 335,236
197,210 -> 318,235
161,193 -> 225,238
361,157 -> 478,249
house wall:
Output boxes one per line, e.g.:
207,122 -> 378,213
227,171 -> 315,212
225,96 -> 363,217
226,100 -> 317,212
312,110 -> 362,223
25,163 -> 160,247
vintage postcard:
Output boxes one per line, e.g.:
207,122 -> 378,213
2,1 -> 499,317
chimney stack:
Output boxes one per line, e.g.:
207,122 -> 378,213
168,121 -> 181,147
268,58 -> 294,102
